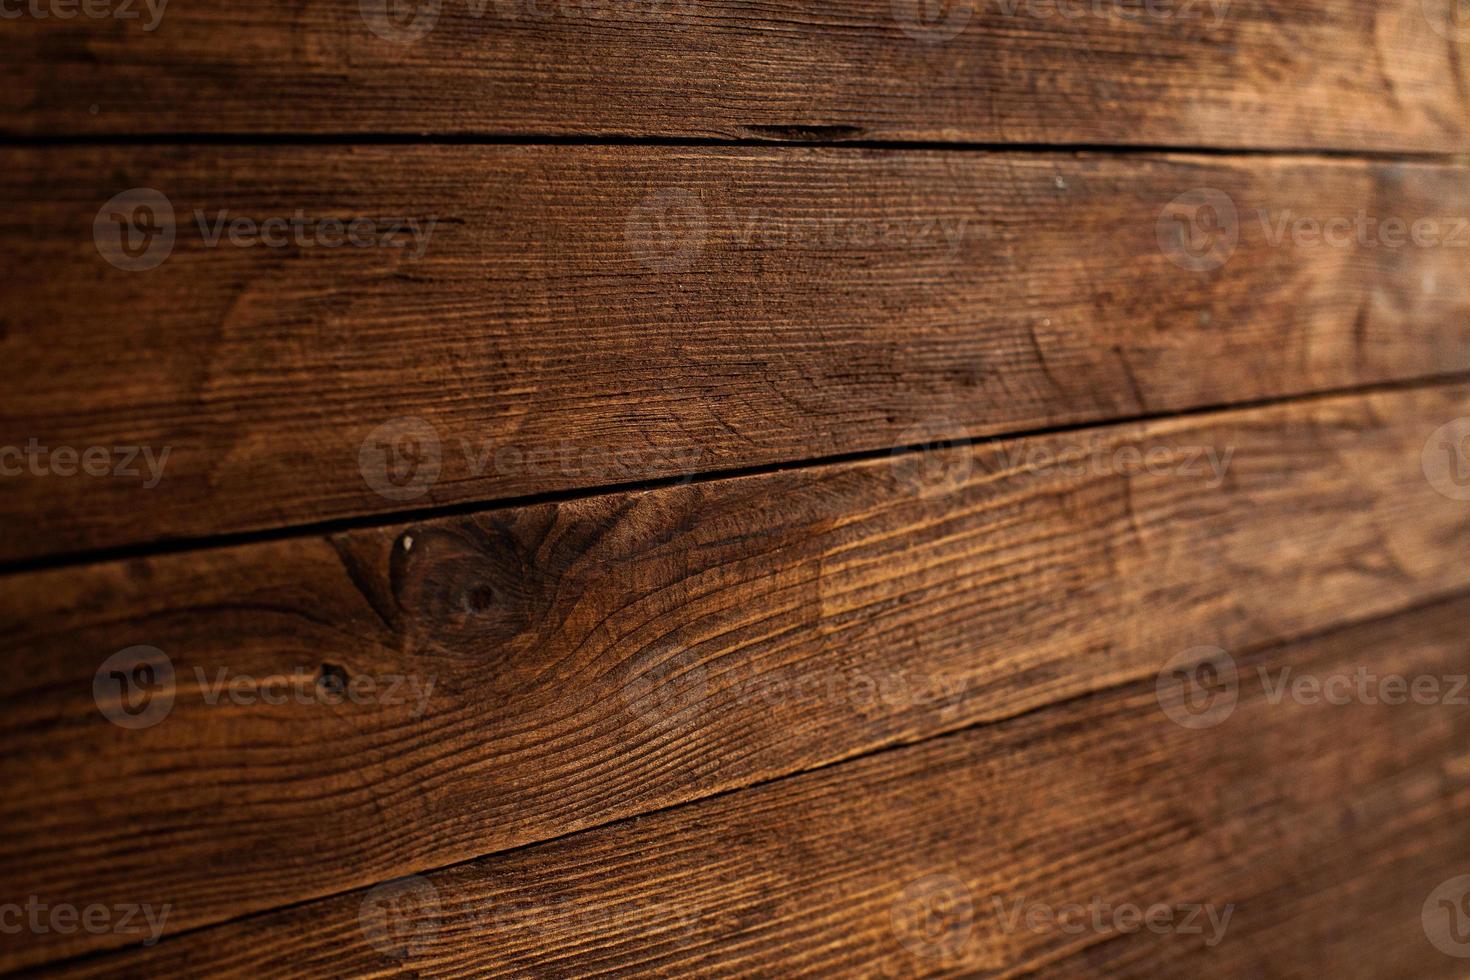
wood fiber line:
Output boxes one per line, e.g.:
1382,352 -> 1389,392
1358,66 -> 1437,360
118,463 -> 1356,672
3,384 -> 1470,968
4,147 -> 1470,561
3,0 -> 1470,151
35,593 -> 1470,977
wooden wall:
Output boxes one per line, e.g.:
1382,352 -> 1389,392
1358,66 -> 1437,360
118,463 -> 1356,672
3,1 -> 1470,976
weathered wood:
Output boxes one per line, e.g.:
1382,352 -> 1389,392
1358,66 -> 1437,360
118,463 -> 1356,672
5,146 -> 1470,562
37,592 -> 1470,978
4,0 -> 1470,152
3,383 -> 1470,968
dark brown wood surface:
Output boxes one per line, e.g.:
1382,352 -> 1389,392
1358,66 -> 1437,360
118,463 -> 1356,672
4,383 -> 1469,969
6,146 -> 1470,563
38,592 -> 1470,978
5,0 -> 1470,151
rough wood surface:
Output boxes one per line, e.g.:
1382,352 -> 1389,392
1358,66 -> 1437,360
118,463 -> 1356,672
4,0 -> 1470,151
4,383 -> 1470,969
6,146 -> 1470,562
37,593 -> 1470,978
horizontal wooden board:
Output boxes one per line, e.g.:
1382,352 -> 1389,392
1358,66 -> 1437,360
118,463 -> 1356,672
4,383 -> 1470,968
36,593 -> 1470,977
4,0 -> 1470,151
5,147 -> 1470,562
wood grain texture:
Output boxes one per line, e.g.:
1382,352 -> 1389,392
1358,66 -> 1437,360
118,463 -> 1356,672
37,592 -> 1470,978
4,383 -> 1470,969
4,0 -> 1470,151
5,146 -> 1470,562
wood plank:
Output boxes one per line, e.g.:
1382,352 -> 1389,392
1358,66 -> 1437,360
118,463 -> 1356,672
35,592 -> 1470,978
5,147 -> 1470,562
4,0 -> 1470,151
3,383 -> 1470,969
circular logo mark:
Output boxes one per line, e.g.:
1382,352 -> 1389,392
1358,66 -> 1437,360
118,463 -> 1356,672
360,0 -> 441,42
891,873 -> 973,960
619,644 -> 711,732
892,0 -> 974,42
625,188 -> 708,274
93,646 -> 175,730
94,188 -> 176,272
1423,876 -> 1470,957
1424,0 -> 1470,41
359,875 -> 442,960
1157,188 -> 1239,273
891,419 -> 973,499
1156,646 -> 1237,729
359,417 -> 442,501
1422,419 -> 1470,501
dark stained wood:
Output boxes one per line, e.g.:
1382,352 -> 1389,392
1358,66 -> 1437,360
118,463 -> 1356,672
4,383 -> 1470,969
5,146 -> 1470,562
38,592 -> 1470,978
4,0 -> 1470,151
